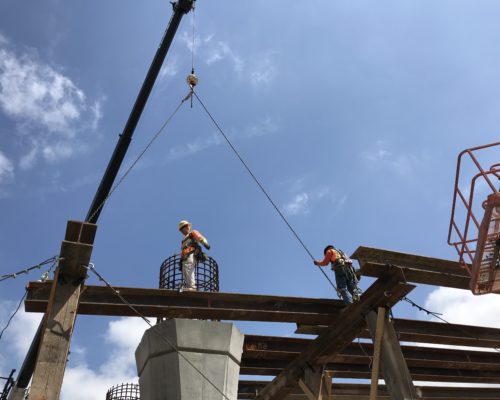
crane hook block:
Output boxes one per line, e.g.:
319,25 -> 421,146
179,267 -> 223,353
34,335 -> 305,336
187,73 -> 198,88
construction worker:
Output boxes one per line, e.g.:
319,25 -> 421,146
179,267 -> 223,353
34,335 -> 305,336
313,245 -> 361,305
178,220 -> 210,291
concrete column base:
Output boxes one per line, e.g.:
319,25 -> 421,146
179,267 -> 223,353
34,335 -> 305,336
135,319 -> 244,400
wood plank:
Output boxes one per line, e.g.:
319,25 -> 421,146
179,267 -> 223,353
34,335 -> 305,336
351,246 -> 470,276
365,309 -> 417,399
243,335 -> 500,371
369,308 -> 385,400
254,267 -> 415,400
296,318 -> 500,348
351,246 -> 472,289
240,359 -> 500,383
238,381 -> 500,399
360,261 -> 470,289
25,282 -> 345,324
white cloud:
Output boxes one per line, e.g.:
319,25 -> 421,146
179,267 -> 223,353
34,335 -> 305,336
0,300 -> 146,400
158,55 -> 179,84
166,117 -> 278,162
206,41 -> 244,74
249,51 -> 277,87
284,192 -> 310,215
283,178 -> 347,216
243,116 -> 279,138
361,140 -> 424,177
0,150 -> 14,183
425,287 -> 500,328
0,298 -> 42,374
178,29 -> 277,87
0,36 -> 102,167
167,132 -> 222,161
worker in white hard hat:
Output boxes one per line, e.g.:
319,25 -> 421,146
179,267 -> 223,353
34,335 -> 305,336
178,220 -> 210,291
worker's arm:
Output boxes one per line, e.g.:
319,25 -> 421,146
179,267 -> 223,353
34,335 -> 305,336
191,230 -> 210,250
313,249 -> 336,267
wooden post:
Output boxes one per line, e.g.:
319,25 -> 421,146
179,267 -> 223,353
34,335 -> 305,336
365,308 -> 418,400
29,221 -> 96,400
370,307 -> 386,400
298,365 -> 330,400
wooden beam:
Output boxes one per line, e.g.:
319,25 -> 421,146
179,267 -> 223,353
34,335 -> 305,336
365,309 -> 417,399
369,307 -> 385,400
243,335 -> 500,372
295,318 -> 500,348
240,359 -> 500,383
254,267 -> 415,400
239,381 -> 500,399
351,246 -> 471,289
29,221 -> 96,400
297,366 -> 328,400
25,282 -> 345,324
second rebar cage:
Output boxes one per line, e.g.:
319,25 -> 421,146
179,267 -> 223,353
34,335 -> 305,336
159,254 -> 219,292
105,383 -> 140,400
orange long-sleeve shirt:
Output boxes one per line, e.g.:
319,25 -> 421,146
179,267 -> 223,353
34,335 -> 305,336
316,248 -> 339,267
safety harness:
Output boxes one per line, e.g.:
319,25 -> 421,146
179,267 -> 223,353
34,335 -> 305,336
332,249 -> 359,284
181,232 -> 207,262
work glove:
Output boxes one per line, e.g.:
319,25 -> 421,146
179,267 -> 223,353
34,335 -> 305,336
204,243 -> 211,250
313,260 -> 320,266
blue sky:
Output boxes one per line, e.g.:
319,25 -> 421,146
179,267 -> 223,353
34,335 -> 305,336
1,0 -> 500,398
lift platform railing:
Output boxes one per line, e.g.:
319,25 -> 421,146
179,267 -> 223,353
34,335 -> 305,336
447,142 -> 500,294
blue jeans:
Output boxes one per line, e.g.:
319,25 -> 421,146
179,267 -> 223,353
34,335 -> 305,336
335,268 -> 358,305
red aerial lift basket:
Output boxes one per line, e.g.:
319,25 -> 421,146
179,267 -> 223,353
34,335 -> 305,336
448,142 -> 500,295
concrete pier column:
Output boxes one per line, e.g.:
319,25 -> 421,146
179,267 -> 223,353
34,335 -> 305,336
135,319 -> 244,400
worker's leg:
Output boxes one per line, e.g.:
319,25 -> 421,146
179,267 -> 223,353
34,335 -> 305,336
347,278 -> 360,301
182,253 -> 197,290
335,270 -> 353,305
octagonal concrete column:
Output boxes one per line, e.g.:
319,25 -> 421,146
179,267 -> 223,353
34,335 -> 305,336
136,319 -> 244,400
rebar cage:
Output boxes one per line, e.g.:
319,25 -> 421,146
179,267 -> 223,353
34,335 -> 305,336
105,383 -> 140,400
159,254 -> 219,292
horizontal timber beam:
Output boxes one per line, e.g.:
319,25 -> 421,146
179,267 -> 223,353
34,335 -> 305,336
295,318 -> 500,348
243,335 -> 500,372
255,267 -> 415,400
25,282 -> 344,323
240,359 -> 500,383
351,246 -> 471,289
238,381 -> 500,399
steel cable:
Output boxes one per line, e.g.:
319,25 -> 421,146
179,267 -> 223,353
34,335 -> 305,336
86,92 -> 191,224
192,90 -> 340,293
0,256 -> 59,283
86,263 -> 231,400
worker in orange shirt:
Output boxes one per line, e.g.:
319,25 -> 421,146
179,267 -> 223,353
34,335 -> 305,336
178,220 -> 210,291
314,245 -> 360,305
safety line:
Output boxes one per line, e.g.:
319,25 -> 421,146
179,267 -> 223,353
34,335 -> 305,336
86,263 -> 231,400
192,90 -> 340,293
86,91 -> 191,224
0,256 -> 59,283
401,296 -> 500,353
0,290 -> 27,343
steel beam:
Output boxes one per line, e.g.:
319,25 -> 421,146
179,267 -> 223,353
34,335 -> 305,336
296,318 -> 500,348
254,267 -> 415,400
25,282 -> 344,323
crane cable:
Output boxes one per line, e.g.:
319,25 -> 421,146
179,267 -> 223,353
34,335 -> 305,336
86,91 -> 191,224
191,90 -> 340,295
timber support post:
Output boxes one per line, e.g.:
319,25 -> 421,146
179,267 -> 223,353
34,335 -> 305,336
29,221 -> 96,400
297,365 -> 330,400
365,307 -> 418,400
